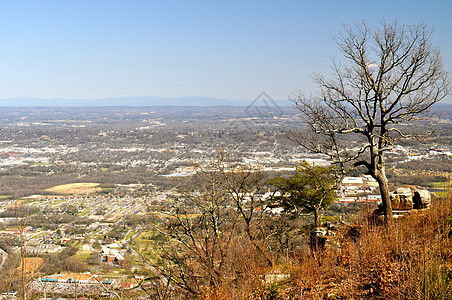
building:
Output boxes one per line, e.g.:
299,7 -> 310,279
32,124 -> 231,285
26,244 -> 64,254
342,177 -> 364,185
100,246 -> 125,265
39,272 -> 112,285
338,176 -> 381,203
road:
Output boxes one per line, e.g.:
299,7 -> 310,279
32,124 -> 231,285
0,247 -> 7,268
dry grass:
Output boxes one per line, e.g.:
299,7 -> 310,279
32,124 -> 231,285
199,194 -> 452,300
22,257 -> 44,274
269,198 -> 451,299
44,182 -> 101,195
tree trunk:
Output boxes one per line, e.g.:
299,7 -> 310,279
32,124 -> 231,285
314,208 -> 319,228
375,172 -> 393,223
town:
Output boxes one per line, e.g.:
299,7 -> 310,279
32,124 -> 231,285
0,105 -> 451,299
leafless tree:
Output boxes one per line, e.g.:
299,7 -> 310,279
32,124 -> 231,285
291,20 -> 450,221
15,200 -> 32,300
155,175 -> 238,296
152,151 -> 279,297
200,151 -> 275,265
0,200 -> 35,299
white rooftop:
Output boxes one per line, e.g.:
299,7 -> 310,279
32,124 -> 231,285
342,177 -> 364,184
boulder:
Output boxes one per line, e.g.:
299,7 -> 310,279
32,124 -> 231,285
390,188 -> 413,210
375,187 -> 432,218
396,187 -> 411,194
413,189 -> 431,209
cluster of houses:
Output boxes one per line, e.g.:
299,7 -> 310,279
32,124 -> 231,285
338,176 -> 381,203
26,244 -> 64,254
0,227 -> 40,238
39,272 -> 112,285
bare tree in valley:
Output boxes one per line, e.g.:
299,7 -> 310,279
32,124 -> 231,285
152,151 -> 279,297
0,200 -> 33,299
155,178 -> 238,297
291,20 -> 450,222
200,151 -> 278,265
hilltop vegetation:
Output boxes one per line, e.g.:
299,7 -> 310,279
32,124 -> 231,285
154,194 -> 452,299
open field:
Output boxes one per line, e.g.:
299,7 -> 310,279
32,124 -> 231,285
75,251 -> 93,261
431,180 -> 452,188
125,229 -> 138,241
430,180 -> 451,198
45,183 -> 101,195
435,191 -> 451,198
79,208 -> 93,216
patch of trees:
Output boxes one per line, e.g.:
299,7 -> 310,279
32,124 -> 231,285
124,214 -> 158,227
0,206 -> 40,218
152,155 -> 319,297
64,225 -> 87,235
38,246 -> 88,274
105,225 -> 126,241
27,212 -> 78,230
396,156 -> 451,172
324,202 -> 378,217
390,174 -> 447,187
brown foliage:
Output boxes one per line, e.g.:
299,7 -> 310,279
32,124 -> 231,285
196,195 -> 452,300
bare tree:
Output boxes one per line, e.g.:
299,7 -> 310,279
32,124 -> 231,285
155,176 -> 238,296
152,151 -> 279,297
15,200 -> 31,300
200,151 -> 277,265
291,20 -> 450,221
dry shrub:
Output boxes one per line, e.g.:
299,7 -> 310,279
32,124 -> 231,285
197,194 -> 452,299
197,237 -> 270,300
288,196 -> 452,300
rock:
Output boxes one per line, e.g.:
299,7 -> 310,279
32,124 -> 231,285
397,187 -> 412,194
264,271 -> 291,284
375,187 -> 432,218
413,189 -> 431,209
390,188 -> 413,210
311,227 -> 327,237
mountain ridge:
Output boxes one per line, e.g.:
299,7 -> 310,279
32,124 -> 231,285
0,96 -> 292,107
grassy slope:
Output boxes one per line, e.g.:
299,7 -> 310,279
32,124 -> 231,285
210,192 -> 452,300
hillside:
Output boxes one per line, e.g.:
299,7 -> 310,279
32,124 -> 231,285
204,193 -> 452,299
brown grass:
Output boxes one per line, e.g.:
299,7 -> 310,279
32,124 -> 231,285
22,257 -> 44,274
44,182 -> 101,195
200,195 -> 452,299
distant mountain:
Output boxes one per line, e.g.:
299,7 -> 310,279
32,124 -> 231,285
0,96 -> 292,107
2,96 -> 448,108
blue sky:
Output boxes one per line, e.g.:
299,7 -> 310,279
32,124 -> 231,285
0,0 -> 451,102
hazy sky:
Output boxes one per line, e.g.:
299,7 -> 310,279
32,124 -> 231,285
0,0 -> 451,102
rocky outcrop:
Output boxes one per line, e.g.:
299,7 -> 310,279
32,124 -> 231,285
390,188 -> 413,210
413,189 -> 431,209
389,188 -> 432,211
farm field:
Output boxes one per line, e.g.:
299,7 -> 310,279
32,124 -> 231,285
45,183 -> 101,195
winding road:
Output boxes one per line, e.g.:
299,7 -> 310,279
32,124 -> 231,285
0,247 -> 7,269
